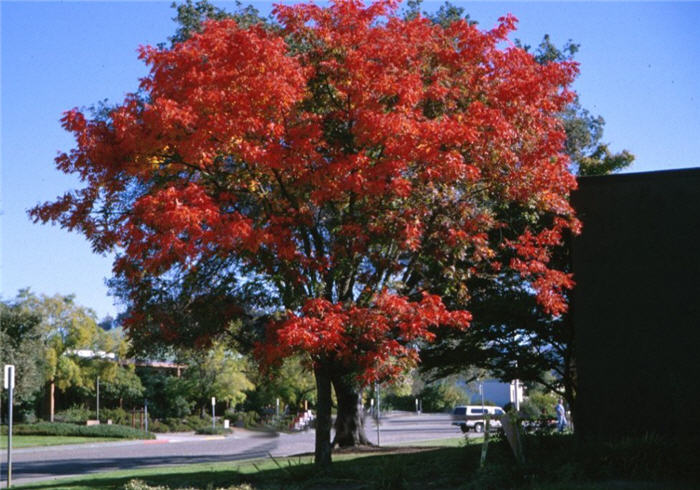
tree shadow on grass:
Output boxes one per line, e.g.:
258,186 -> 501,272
14,446 -> 471,490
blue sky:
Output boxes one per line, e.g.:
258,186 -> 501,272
2,1 -> 699,320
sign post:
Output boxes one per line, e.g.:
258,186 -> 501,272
375,383 -> 380,446
144,399 -> 148,434
4,365 -> 15,488
479,380 -> 489,468
211,397 -> 216,431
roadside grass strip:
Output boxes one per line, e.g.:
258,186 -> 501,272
393,436 -> 466,447
0,435 -> 122,449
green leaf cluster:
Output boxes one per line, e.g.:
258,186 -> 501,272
0,301 -> 45,405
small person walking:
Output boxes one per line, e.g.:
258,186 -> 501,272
555,399 -> 568,432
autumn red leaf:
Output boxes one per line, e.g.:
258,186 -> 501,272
32,0 -> 580,464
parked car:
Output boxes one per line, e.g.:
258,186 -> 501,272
451,405 -> 506,433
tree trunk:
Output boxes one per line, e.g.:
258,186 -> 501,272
331,369 -> 372,447
314,362 -> 333,467
50,379 -> 55,422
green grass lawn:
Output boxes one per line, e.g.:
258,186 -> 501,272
10,447 -> 468,490
9,435 -> 697,490
8,436 -> 698,490
394,436 -> 466,447
1,435 -> 122,449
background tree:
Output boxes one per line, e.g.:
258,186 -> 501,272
0,299 -> 45,421
244,355 -> 316,415
136,367 -> 193,419
181,340 -> 255,412
11,290 -> 130,420
98,365 -> 145,409
168,0 -> 265,46
419,379 -> 469,412
525,34 -> 634,176
32,0 -> 580,464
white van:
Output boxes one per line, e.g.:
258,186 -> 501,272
451,405 -> 506,433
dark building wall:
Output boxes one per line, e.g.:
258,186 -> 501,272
572,168 -> 700,440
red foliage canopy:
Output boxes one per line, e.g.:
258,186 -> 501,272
32,0 -> 579,384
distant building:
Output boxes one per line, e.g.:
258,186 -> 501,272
459,379 -> 524,408
65,349 -> 186,375
572,168 -> 700,441
66,349 -> 116,360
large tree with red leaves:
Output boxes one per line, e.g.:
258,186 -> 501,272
32,0 -> 579,465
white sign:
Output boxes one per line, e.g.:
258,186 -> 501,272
211,397 -> 216,406
4,364 -> 15,389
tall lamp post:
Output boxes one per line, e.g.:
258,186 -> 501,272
4,365 -> 16,488
96,376 -> 100,422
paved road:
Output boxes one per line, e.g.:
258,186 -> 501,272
2,412 -> 471,486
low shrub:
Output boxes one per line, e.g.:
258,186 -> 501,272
234,411 -> 260,429
574,434 -> 700,481
484,432 -> 700,485
121,480 -> 253,490
147,420 -> 170,433
19,409 -> 38,424
1,422 -> 155,439
54,405 -> 91,424
382,394 -> 416,412
194,426 -> 233,435
122,480 -> 170,490
100,407 -> 131,426
163,418 -> 195,432
184,414 -> 206,430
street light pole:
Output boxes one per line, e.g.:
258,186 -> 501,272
4,365 -> 15,489
96,376 -> 100,422
7,380 -> 12,488
480,380 -> 485,412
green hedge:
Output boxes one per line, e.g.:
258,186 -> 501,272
194,426 -> 233,435
163,418 -> 195,432
0,422 -> 155,439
